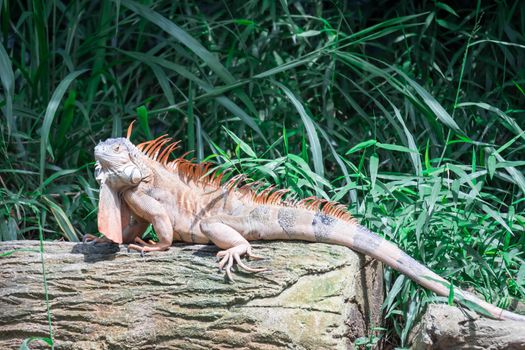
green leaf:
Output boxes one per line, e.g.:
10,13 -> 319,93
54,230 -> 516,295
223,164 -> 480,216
136,105 -> 153,140
377,142 -> 418,153
370,153 -> 379,189
39,69 -> 88,185
458,102 -> 525,140
346,139 -> 377,154
223,128 -> 256,158
42,196 -> 79,242
0,41 -> 14,136
447,281 -> 455,305
435,2 -> 459,17
487,154 -> 496,179
119,0 -> 234,84
383,275 -> 406,316
55,90 -> 76,148
296,30 -> 321,37
254,56 -> 317,79
149,63 -> 175,105
517,264 -> 525,287
123,51 -> 266,141
35,165 -> 90,194
386,99 -> 422,175
234,19 -> 255,26
215,96 -> 265,141
19,337 -> 53,350
274,82 -> 324,181
490,150 -> 525,195
0,217 -> 19,241
481,204 -> 513,235
394,68 -> 462,134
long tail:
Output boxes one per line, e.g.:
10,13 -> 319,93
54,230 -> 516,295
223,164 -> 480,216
331,223 -> 525,321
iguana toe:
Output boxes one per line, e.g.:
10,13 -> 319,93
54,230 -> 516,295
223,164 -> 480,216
216,245 -> 266,281
83,233 -> 111,245
127,243 -> 170,255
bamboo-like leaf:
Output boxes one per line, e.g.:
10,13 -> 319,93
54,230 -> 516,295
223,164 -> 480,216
149,63 -> 175,106
447,280 -> 455,305
0,42 -> 14,136
370,153 -> 379,189
39,69 -> 88,185
123,50 -> 266,141
119,0 -> 234,84
394,67 -> 462,134
274,81 -> 324,180
42,196 -> 79,242
481,204 -> 513,235
383,275 -> 406,317
346,140 -> 377,154
136,106 -> 153,140
377,142 -> 418,153
223,128 -> 256,158
487,155 -> 496,179
458,102 -> 525,139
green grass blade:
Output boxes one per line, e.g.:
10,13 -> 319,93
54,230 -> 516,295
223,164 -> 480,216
491,150 -> 525,195
187,82 -> 195,151
458,102 -> 525,139
119,0 -> 235,84
19,337 -> 53,350
274,81 -> 324,180
346,140 -> 377,154
223,127 -> 256,158
136,105 -> 153,140
369,153 -> 379,190
42,196 -> 79,242
149,63 -> 175,106
39,69 -> 88,185
123,50 -> 266,141
393,67 -> 462,134
0,41 -> 14,136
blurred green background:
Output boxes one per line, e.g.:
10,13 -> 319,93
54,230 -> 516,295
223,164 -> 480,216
1,0 -> 524,347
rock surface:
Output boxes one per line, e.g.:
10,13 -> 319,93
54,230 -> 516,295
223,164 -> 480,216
410,304 -> 525,350
0,240 -> 383,349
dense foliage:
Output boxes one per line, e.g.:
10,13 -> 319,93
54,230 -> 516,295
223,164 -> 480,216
1,0 -> 525,347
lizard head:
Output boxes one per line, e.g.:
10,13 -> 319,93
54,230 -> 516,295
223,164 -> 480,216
94,137 -> 144,187
94,137 -> 145,244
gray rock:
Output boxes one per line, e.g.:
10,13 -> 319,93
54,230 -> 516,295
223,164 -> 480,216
0,240 -> 383,349
410,304 -> 525,350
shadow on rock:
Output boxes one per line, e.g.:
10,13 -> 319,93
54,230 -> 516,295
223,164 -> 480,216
71,242 -> 120,262
188,244 -> 219,258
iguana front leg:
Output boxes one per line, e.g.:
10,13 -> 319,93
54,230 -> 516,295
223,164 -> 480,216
200,216 -> 265,281
123,190 -> 174,254
84,220 -> 150,244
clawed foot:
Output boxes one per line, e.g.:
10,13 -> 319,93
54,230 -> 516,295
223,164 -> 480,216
83,234 -> 113,244
127,242 -> 169,257
217,244 -> 266,281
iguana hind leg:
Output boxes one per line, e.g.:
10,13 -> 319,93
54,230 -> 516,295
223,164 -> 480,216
200,216 -> 266,281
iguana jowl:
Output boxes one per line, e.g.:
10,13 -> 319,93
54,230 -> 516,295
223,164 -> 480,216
91,124 -> 525,322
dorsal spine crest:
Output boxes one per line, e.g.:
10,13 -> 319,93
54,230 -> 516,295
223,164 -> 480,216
134,133 -> 355,223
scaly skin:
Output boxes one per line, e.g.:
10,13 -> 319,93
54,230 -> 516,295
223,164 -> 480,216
91,132 -> 525,322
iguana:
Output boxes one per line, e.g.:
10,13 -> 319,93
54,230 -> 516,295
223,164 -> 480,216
88,123 -> 525,322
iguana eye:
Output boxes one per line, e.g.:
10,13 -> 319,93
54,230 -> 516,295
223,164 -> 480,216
113,145 -> 121,152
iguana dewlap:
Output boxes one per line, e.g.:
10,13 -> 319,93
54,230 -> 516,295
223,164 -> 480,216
91,125 -> 525,322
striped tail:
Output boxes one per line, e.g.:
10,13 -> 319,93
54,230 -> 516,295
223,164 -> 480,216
331,223 -> 525,322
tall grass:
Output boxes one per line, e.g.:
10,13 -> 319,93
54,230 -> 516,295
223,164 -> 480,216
1,0 -> 524,347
